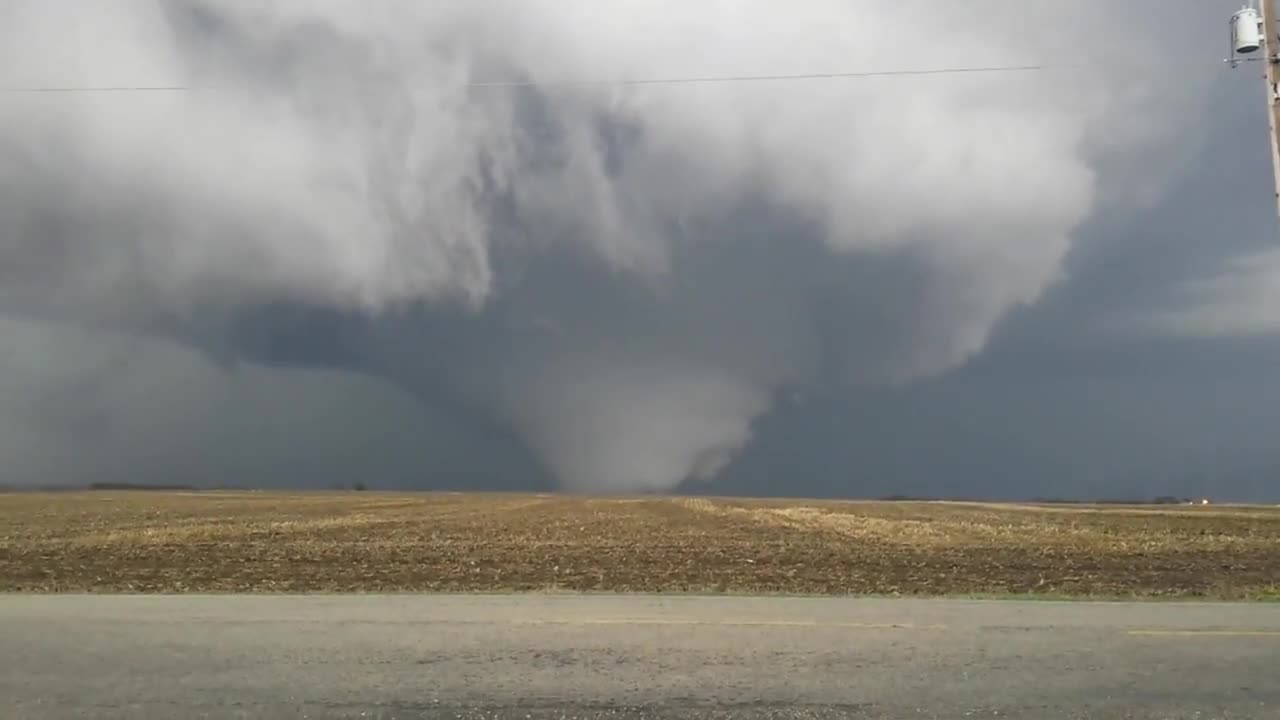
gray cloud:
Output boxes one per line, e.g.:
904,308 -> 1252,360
0,316 -> 547,490
0,1 -> 1270,497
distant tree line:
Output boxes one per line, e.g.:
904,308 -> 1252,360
1029,496 -> 1202,506
878,494 -> 1205,505
88,483 -> 198,492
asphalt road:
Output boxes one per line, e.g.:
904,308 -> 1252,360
3,595 -> 1279,719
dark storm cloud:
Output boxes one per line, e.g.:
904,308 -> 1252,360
0,1 -> 1274,499
702,30 -> 1280,503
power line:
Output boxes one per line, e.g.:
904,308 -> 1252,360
0,63 -> 1068,94
466,64 -> 1060,88
0,86 -> 193,93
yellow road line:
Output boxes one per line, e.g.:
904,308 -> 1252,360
511,618 -> 947,630
506,621 -> 1279,635
1128,629 -> 1280,637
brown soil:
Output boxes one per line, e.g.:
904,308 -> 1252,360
2,492 -> 1278,598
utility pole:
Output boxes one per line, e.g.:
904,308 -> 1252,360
1260,0 -> 1280,217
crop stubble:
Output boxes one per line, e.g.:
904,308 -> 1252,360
1,492 -> 1278,598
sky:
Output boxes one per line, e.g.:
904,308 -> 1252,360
0,1 -> 1277,500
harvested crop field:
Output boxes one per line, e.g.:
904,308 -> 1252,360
2,492 -> 1279,598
